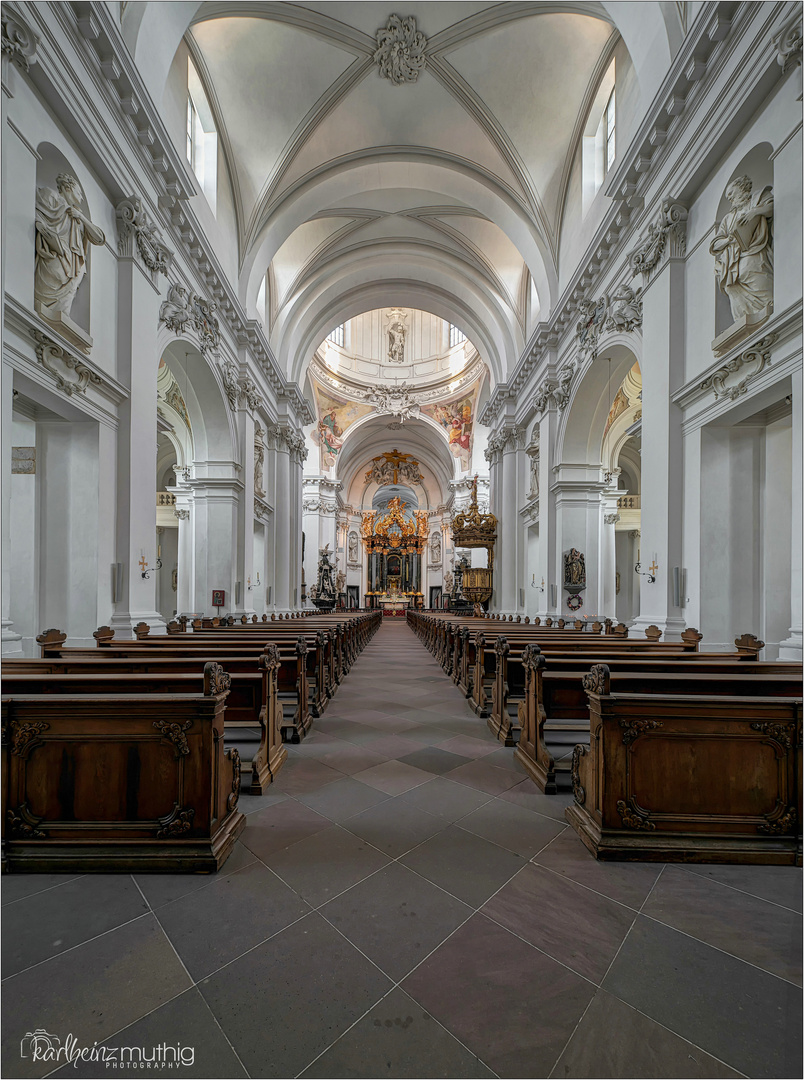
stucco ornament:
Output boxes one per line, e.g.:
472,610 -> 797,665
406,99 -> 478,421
576,297 -> 607,360
710,176 -> 774,323
365,383 -> 420,421
159,283 -> 192,335
605,283 -> 643,333
35,174 -> 105,319
374,15 -> 427,85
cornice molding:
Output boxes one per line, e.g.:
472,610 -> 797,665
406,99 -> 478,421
482,0 -> 794,427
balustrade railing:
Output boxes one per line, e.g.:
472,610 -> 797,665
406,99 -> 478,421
157,491 -> 176,506
616,495 -> 640,509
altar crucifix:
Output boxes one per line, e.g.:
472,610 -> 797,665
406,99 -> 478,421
364,448 -> 424,486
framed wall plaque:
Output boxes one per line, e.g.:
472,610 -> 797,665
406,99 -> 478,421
212,589 -> 225,607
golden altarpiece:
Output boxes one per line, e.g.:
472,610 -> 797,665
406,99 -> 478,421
361,497 -> 428,610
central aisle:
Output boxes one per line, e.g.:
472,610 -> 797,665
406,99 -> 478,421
3,619 -> 799,1080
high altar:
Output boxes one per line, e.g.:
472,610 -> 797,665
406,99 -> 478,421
361,497 -> 427,613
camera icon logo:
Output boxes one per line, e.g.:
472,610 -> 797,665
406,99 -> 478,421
20,1030 -> 60,1059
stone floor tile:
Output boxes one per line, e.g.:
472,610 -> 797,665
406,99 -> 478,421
642,865 -> 802,985
402,913 -> 595,1079
352,759 -> 433,796
482,863 -> 635,983
400,825 -> 525,907
457,798 -> 566,858
239,799 -> 332,860
135,840 -> 256,910
295,775 -> 392,822
342,797 -> 450,858
1,915 -> 190,1080
551,989 -> 744,1079
299,986 -> 495,1078
447,758 -> 524,796
156,861 -> 310,981
533,826 -> 663,908
2,874 -> 149,979
264,824 -> 389,906
397,746 -> 472,775
680,862 -> 803,913
269,756 -> 346,795
321,862 -> 472,981
314,743 -> 388,775
358,733 -> 427,759
0,873 -> 83,907
499,778 -> 574,820
49,987 -> 248,1078
394,776 -> 494,821
198,913 -> 392,1079
393,725 -> 457,746
603,915 -> 803,1079
437,734 -> 500,758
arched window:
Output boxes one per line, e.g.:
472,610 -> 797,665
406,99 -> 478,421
449,324 -> 466,348
327,324 -> 344,347
186,56 -> 218,214
582,59 -> 616,214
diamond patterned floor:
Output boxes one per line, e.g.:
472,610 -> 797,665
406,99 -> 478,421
2,620 -> 800,1079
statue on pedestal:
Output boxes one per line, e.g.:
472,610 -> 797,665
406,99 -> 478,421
35,174 -> 105,319
710,175 -> 774,323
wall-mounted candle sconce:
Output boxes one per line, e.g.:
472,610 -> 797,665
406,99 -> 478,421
140,554 -> 163,579
635,554 -> 657,584
531,574 -> 544,592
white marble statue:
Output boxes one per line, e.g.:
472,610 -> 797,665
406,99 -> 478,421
254,429 -> 265,498
529,452 -> 539,497
35,174 -> 105,318
388,319 -> 406,364
348,531 -> 358,563
710,175 -> 774,322
430,532 -> 441,564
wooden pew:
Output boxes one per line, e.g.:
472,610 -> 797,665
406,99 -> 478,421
33,629 -> 314,746
1,662 -> 245,873
2,646 -> 288,796
514,644 -> 802,793
566,663 -> 802,865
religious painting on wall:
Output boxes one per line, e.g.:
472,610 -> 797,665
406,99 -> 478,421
422,379 -> 480,472
603,387 -> 629,438
311,384 -> 373,469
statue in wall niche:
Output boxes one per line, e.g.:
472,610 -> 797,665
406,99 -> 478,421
35,174 -> 105,319
335,570 -> 346,594
254,429 -> 265,498
430,532 -> 441,564
529,452 -> 539,497
710,175 -> 774,323
348,531 -> 358,563
388,315 -> 406,364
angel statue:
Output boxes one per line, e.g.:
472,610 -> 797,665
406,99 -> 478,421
710,175 -> 774,322
35,173 -> 105,319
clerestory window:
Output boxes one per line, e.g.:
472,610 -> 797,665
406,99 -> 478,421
186,57 -> 218,215
327,324 -> 345,347
449,324 -> 466,348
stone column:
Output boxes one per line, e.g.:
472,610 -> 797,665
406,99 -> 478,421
779,367 -> 802,660
628,201 -> 688,639
272,426 -> 292,612
534,406 -> 558,617
599,492 -> 621,618
1,372 -> 22,654
109,248 -> 167,636
486,424 -> 520,613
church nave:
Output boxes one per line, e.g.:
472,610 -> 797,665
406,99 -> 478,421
2,619 -> 800,1080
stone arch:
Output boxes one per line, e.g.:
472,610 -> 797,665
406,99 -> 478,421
558,338 -> 641,464
158,336 -> 237,465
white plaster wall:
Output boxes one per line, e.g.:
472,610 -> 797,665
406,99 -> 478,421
683,77 -> 801,383
9,417 -> 38,655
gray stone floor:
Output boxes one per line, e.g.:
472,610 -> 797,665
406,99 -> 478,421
2,620 -> 801,1079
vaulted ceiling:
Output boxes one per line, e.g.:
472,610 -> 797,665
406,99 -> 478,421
126,3 -> 683,385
